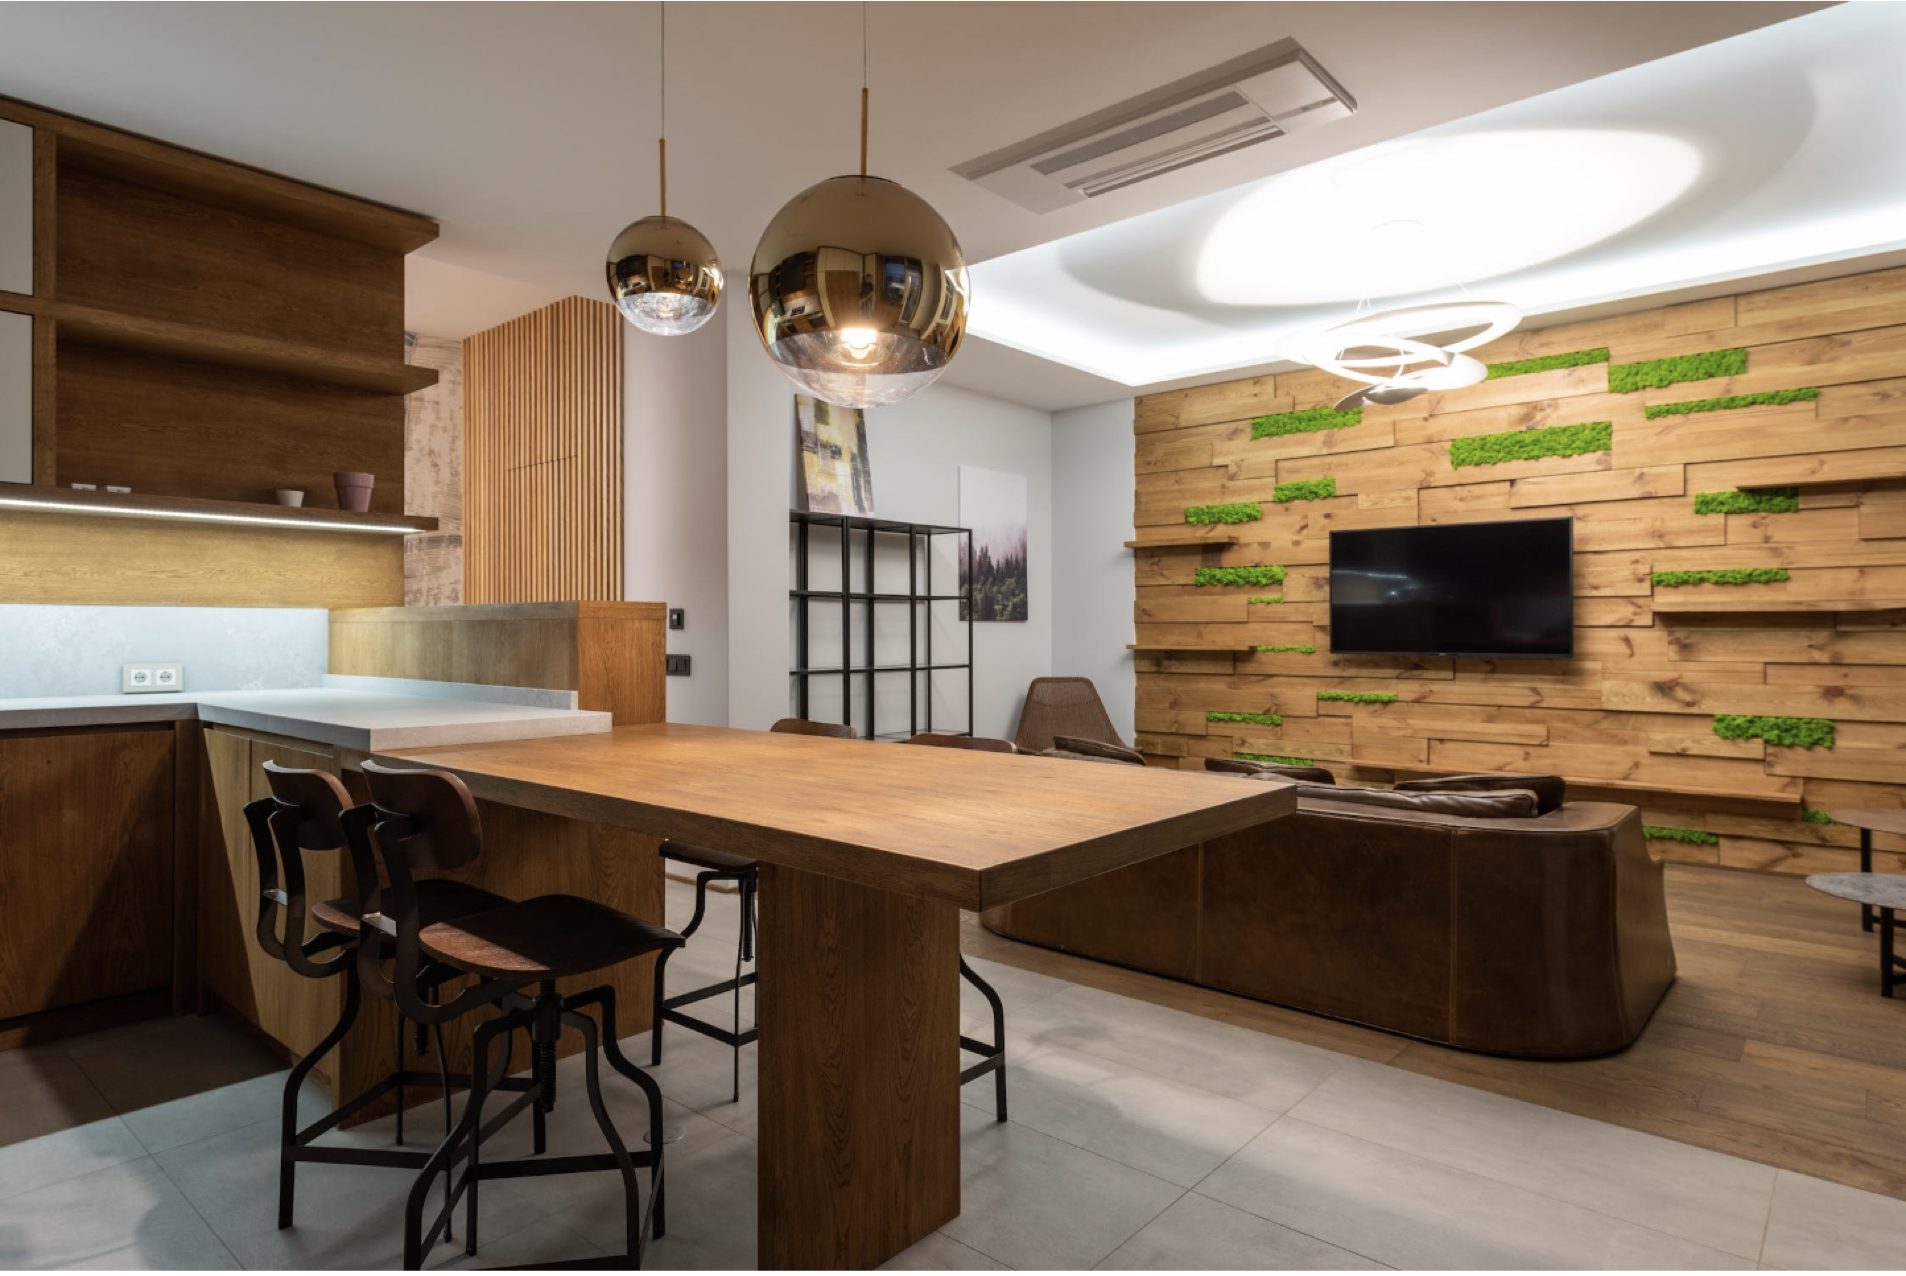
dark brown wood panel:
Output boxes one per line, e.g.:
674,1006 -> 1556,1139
0,725 -> 174,1019
56,159 -> 402,358
55,342 -> 404,511
757,863 -> 960,1269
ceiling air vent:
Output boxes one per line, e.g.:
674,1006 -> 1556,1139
953,39 -> 1355,214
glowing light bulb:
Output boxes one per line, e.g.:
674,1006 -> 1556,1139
841,327 -> 880,357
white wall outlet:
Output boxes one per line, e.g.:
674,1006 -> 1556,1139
122,662 -> 184,694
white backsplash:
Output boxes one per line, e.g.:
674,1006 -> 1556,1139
0,605 -> 328,699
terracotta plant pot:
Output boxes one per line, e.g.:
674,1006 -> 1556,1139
334,471 -> 374,513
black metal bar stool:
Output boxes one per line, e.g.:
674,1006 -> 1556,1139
904,731 -> 1013,1122
650,716 -> 853,1101
246,763 -> 519,1237
344,760 -> 684,1270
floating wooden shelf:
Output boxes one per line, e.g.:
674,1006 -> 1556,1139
1371,762 -> 1801,817
0,485 -> 438,534
1125,527 -> 1243,549
1653,597 -> 1906,615
51,302 -> 437,395
1128,643 -> 1257,653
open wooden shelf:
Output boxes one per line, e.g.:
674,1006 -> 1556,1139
1126,527 -> 1243,549
0,485 -> 438,534
1653,597 -> 1906,615
1371,762 -> 1801,817
1128,643 -> 1257,653
52,302 -> 437,395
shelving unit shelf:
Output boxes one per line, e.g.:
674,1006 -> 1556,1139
1125,528 -> 1242,549
0,485 -> 438,533
790,509 -> 974,742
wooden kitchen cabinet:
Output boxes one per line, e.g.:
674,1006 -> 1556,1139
0,724 -> 175,1019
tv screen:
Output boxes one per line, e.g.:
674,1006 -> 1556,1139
1329,517 -> 1574,658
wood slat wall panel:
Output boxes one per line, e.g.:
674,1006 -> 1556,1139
1134,264 -> 1906,874
462,296 -> 622,603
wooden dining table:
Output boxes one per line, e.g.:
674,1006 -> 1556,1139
379,723 -> 1297,1269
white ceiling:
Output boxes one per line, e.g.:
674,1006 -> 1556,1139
0,1 -> 1831,408
972,1 -> 1906,390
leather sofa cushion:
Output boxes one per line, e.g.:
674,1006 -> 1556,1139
1298,784 -> 1540,820
1049,735 -> 1148,766
1206,757 -> 1337,784
1395,772 -> 1566,814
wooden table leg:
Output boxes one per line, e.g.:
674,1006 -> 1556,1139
756,863 -> 961,1269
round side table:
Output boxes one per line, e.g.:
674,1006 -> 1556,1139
1827,809 -> 1906,932
1805,872 -> 1906,998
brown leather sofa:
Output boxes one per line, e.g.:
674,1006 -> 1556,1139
981,773 -> 1677,1058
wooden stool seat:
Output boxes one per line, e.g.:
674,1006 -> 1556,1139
311,880 -> 515,937
421,894 -> 683,980
660,841 -> 755,874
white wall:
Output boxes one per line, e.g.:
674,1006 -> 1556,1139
725,301 -> 1056,740
624,313 -> 730,726
1050,399 -> 1137,743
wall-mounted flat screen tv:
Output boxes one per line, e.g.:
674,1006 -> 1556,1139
1329,517 -> 1574,658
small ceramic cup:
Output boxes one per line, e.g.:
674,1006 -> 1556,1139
333,471 -> 374,513
275,489 -> 306,508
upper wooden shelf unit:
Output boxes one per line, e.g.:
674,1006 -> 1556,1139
0,484 -> 438,534
1126,527 -> 1242,549
1652,597 -> 1906,615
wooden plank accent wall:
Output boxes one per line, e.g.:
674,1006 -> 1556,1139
1133,264 -> 1906,879
463,297 -> 623,603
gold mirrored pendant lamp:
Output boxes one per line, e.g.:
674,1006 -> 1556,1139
749,77 -> 970,408
605,4 -> 722,336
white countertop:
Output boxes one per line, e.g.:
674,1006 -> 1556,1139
0,687 -> 612,751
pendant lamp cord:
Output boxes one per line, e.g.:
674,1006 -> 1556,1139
859,1 -> 869,177
658,1 -> 668,216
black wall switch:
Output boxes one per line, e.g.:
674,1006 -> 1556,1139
666,654 -> 691,676
668,608 -> 685,630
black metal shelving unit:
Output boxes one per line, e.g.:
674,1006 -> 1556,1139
790,509 -> 974,741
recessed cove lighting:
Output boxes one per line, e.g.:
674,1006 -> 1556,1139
1196,130 -> 1703,306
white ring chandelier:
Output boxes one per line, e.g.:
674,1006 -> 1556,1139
1279,300 -> 1522,410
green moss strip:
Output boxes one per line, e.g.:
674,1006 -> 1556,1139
1642,825 -> 1720,846
1235,752 -> 1314,766
1251,407 -> 1361,440
1185,502 -> 1262,525
1247,595 -> 1284,605
1802,808 -> 1838,825
1484,348 -> 1610,380
1317,691 -> 1397,704
1714,715 -> 1835,750
1609,348 -> 1747,392
1645,388 -> 1818,418
1208,711 -> 1283,727
1449,420 -> 1612,468
1255,644 -> 1315,654
1651,568 -> 1789,587
1693,488 -> 1799,515
1195,565 -> 1287,588
1272,478 -> 1337,503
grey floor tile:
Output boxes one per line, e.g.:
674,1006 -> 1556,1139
881,1230 -> 1008,1270
119,1069 -> 329,1157
960,952 -> 1075,1029
1197,1117 -> 1744,1270
971,1039 -> 1277,1187
1097,1190 -> 1385,1270
1288,1058 -> 1778,1258
0,1155 -> 239,1270
1761,1169 -> 1906,1269
0,1116 -> 149,1203
1008,982 -> 1349,1113
154,1113 -> 547,1270
430,1215 -> 607,1269
64,1014 -> 283,1118
940,1102 -> 1182,1270
0,1045 -> 115,1150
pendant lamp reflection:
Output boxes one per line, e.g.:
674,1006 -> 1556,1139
605,7 -> 722,337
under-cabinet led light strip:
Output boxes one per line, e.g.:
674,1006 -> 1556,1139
0,496 -> 421,534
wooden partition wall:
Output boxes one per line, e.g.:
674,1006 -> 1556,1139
462,296 -> 623,603
1132,264 -> 1906,878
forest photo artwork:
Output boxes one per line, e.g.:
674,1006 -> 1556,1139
958,465 -> 1028,622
